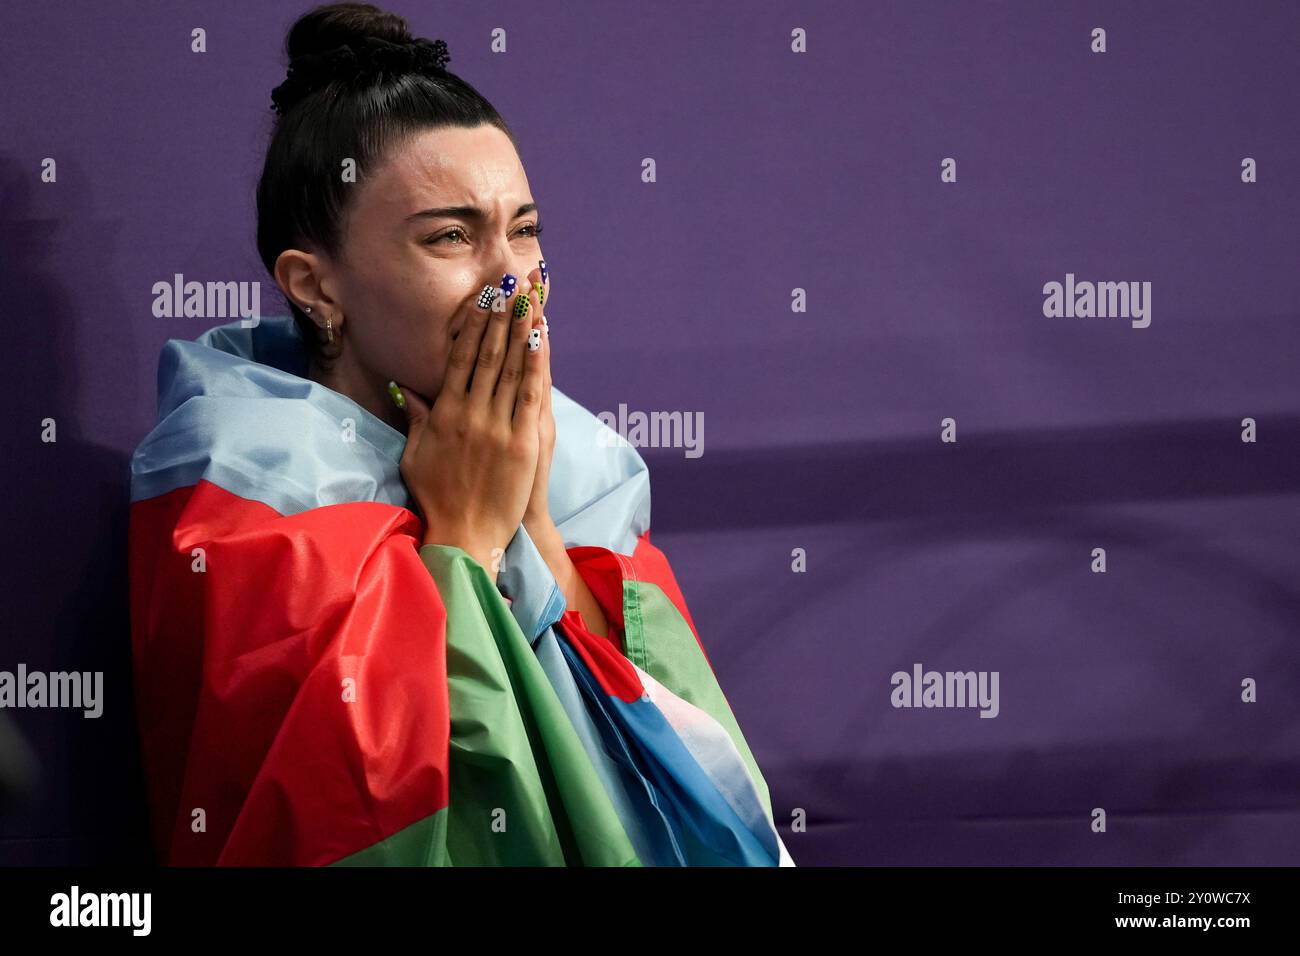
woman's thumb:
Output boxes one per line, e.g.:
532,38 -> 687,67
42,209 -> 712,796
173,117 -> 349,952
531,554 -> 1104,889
390,381 -> 429,427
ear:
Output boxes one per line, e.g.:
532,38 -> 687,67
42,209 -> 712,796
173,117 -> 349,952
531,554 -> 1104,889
274,248 -> 341,320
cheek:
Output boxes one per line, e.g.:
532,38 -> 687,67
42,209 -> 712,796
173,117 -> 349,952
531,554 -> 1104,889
423,330 -> 456,397
348,260 -> 470,395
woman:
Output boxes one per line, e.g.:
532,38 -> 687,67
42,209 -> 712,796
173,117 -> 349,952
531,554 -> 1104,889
128,2 -> 792,867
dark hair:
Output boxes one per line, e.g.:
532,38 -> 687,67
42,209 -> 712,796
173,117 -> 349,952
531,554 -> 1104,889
256,3 -> 518,367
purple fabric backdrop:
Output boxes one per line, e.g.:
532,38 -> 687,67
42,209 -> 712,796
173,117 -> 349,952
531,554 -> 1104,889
0,0 -> 1296,865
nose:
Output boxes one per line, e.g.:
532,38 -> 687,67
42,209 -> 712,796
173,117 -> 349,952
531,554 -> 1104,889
452,248 -> 534,341
487,234 -> 539,292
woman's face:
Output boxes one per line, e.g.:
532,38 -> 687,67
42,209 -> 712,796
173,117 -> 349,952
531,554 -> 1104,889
316,123 -> 543,405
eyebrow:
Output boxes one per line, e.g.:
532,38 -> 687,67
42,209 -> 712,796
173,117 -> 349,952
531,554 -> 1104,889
405,202 -> 537,224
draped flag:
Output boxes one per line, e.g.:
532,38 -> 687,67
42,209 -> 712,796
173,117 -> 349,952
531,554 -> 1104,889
128,316 -> 793,866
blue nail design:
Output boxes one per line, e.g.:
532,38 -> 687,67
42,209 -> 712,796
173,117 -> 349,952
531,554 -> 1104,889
501,274 -> 517,298
538,259 -> 547,284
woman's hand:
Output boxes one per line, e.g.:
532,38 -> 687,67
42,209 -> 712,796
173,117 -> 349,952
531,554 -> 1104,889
508,267 -> 612,640
394,280 -> 544,582
520,264 -> 555,534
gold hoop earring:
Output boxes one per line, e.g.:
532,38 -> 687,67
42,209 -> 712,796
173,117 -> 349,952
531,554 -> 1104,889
326,316 -> 334,345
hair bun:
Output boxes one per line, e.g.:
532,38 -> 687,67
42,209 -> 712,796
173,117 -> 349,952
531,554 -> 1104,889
285,2 -> 410,59
271,3 -> 452,116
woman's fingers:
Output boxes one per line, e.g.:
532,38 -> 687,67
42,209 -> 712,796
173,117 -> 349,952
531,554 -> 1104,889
394,383 -> 431,433
532,263 -> 551,398
533,259 -> 549,336
468,276 -> 517,405
440,282 -> 497,400
541,323 -> 552,418
521,264 -> 552,412
492,280 -> 536,421
512,291 -> 545,433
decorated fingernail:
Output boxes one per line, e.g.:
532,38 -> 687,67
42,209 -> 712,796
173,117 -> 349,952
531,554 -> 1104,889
387,381 -> 406,409
500,273 -> 517,299
513,292 -> 530,320
538,259 -> 547,284
527,328 -> 542,351
536,282 -> 546,307
543,313 -> 549,332
477,283 -> 497,310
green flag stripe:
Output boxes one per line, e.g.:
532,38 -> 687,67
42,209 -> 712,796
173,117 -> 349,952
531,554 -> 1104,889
423,544 -> 640,866
332,806 -> 451,866
623,579 -> 774,822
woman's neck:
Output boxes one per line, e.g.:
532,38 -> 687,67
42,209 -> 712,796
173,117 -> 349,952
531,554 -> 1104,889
309,357 -> 409,437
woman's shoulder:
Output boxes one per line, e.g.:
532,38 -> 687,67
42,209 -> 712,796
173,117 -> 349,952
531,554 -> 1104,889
130,321 -> 408,516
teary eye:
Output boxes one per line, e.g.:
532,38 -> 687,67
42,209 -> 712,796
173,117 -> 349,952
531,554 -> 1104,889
426,227 -> 468,245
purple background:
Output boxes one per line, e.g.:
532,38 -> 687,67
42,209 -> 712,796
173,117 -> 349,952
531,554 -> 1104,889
1,0 -> 1298,865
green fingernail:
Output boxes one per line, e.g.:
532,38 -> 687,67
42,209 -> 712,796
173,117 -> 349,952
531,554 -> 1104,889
388,381 -> 406,409
513,293 -> 530,320
537,282 -> 546,307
